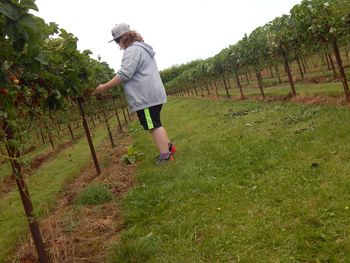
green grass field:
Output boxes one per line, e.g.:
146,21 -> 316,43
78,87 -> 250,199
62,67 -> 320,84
109,97 -> 350,262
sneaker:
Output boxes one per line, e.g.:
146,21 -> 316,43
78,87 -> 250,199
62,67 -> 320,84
156,152 -> 173,166
169,143 -> 177,155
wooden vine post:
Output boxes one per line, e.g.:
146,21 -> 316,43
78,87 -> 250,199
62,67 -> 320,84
3,121 -> 49,263
77,98 -> 101,175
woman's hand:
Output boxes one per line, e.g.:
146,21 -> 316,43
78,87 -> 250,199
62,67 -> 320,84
95,76 -> 122,95
95,84 -> 106,94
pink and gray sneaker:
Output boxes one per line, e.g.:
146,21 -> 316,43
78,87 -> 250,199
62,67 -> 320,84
155,143 -> 176,166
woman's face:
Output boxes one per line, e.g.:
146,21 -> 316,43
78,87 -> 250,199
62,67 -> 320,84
115,36 -> 125,49
119,42 -> 125,49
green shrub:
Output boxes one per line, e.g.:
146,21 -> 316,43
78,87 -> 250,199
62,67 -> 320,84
121,145 -> 144,164
74,183 -> 113,206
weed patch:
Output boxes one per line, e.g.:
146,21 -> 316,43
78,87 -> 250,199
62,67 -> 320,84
74,183 -> 113,206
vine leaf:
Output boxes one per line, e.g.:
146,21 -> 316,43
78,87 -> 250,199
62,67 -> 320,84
0,4 -> 18,21
20,0 -> 39,12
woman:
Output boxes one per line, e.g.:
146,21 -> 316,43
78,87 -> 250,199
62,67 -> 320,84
95,23 -> 176,165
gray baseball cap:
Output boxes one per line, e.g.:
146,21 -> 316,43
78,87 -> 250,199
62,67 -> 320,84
109,23 -> 130,43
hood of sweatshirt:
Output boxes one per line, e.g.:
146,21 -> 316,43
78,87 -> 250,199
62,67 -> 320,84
132,42 -> 156,58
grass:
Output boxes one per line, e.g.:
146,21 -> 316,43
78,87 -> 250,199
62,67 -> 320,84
108,97 -> 350,262
0,162 -> 11,182
0,125 -> 85,183
216,81 -> 346,99
74,183 -> 113,206
0,118 -> 118,262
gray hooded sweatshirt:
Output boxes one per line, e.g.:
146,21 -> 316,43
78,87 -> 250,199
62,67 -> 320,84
117,42 -> 167,112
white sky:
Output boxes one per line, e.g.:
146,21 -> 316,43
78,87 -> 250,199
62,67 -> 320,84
33,0 -> 301,71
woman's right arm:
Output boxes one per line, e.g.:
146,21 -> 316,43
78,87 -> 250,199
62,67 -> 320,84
95,76 -> 122,94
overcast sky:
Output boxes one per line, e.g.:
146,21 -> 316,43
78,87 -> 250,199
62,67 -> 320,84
33,0 -> 301,72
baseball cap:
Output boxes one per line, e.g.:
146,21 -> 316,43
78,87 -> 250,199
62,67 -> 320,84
109,23 -> 130,43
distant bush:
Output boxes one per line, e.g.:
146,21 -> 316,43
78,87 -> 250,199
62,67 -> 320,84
74,183 -> 113,206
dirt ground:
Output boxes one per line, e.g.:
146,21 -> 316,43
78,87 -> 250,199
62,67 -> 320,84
11,132 -> 135,263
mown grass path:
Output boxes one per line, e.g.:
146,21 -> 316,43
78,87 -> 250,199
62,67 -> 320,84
215,82 -> 346,101
110,97 -> 350,262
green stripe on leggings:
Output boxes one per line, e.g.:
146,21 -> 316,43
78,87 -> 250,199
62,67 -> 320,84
144,108 -> 154,129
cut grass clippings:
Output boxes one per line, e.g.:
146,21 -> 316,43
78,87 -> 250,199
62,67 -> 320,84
0,121 -> 116,261
109,97 -> 350,262
12,132 -> 135,262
